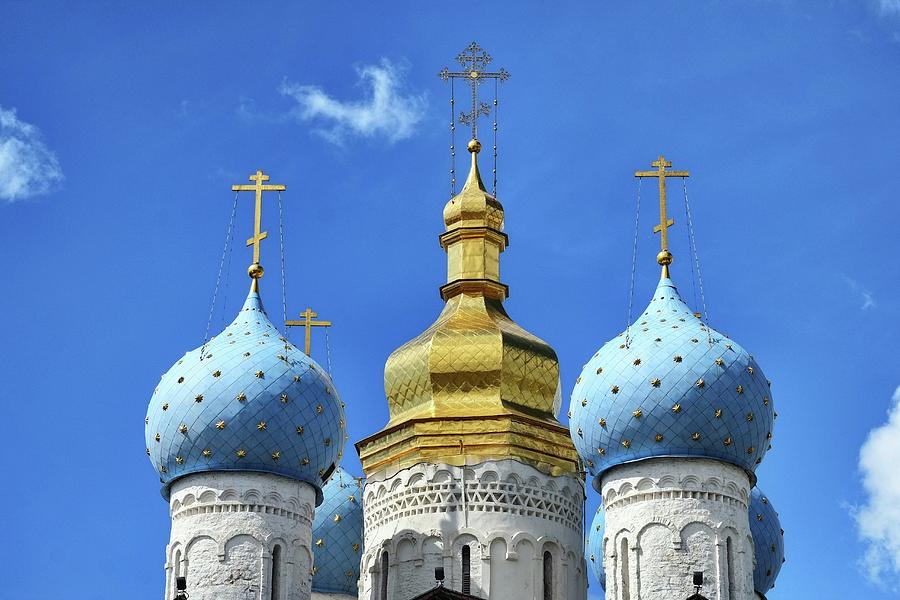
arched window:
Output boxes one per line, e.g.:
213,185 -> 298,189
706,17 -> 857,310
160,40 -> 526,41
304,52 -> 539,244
172,549 -> 182,600
543,551 -> 553,600
380,551 -> 389,600
462,545 -> 471,594
726,537 -> 735,600
620,538 -> 630,600
271,545 -> 282,600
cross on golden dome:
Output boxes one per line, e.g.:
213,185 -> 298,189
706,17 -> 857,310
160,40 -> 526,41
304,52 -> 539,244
439,42 -> 509,140
231,169 -> 286,283
635,155 -> 690,277
285,307 -> 332,356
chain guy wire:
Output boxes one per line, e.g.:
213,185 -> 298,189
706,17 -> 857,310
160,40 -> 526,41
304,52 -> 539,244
492,77 -> 499,197
625,177 -> 643,348
325,326 -> 335,377
681,177 -> 712,343
450,78 -> 457,198
202,191 -> 240,360
220,213 -> 236,332
277,191 -> 289,347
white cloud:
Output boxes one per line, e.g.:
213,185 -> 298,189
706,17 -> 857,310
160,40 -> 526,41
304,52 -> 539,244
855,386 -> 900,590
842,275 -> 877,310
876,0 -> 900,16
280,59 -> 427,146
0,106 -> 63,202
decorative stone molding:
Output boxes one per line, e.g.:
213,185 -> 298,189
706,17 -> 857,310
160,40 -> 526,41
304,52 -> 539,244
364,461 -> 582,533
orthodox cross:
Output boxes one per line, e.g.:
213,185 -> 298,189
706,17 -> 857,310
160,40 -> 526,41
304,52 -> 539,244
635,156 -> 689,275
231,170 -> 286,276
285,307 -> 332,356
439,42 -> 509,140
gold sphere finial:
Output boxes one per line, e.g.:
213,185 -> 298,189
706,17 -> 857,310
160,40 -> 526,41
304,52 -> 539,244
657,250 -> 673,266
467,138 -> 482,153
248,262 -> 265,279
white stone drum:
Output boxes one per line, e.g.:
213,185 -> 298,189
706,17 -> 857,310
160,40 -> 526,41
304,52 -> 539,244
599,458 -> 755,600
164,472 -> 317,600
359,459 -> 587,600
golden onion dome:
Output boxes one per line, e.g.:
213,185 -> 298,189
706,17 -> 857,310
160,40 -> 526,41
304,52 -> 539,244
356,140 -> 578,478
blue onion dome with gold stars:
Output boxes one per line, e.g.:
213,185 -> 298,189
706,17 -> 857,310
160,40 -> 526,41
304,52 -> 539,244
569,275 -> 775,490
311,466 -> 364,596
145,286 -> 345,502
749,487 -> 784,597
586,505 -> 606,590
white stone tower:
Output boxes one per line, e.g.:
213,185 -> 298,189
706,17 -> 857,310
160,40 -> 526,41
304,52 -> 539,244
355,132 -> 586,599
145,170 -> 345,600
569,156 -> 783,600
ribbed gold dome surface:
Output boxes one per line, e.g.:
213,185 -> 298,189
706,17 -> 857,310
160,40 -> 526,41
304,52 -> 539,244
356,143 -> 578,478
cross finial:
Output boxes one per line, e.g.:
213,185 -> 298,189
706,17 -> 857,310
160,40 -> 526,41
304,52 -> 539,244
231,169 -> 286,287
285,307 -> 332,356
635,155 -> 690,278
439,42 -> 509,141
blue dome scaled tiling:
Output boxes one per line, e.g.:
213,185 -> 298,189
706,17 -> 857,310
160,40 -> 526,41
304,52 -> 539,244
145,287 -> 345,501
749,487 -> 784,596
570,277 -> 775,490
586,505 -> 606,590
312,467 -> 364,596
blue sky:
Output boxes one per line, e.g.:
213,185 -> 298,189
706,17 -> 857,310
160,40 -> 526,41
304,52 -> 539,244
2,2 -> 899,599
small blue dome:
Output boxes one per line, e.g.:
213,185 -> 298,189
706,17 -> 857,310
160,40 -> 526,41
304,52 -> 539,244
570,277 -> 774,490
146,288 -> 345,500
749,487 -> 784,596
312,467 -> 364,596
586,505 -> 606,590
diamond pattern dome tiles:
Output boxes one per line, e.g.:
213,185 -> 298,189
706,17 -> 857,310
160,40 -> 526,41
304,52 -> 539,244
311,467 -> 364,595
586,505 -> 606,590
569,277 -> 775,490
749,487 -> 784,595
146,288 -> 344,500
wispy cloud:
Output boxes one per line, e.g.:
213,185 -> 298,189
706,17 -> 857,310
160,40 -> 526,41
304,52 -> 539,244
855,386 -> 900,591
875,0 -> 900,16
279,59 -> 427,146
0,106 -> 63,203
842,275 -> 877,310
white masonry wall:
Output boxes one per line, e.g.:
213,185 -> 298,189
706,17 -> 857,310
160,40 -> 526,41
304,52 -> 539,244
359,459 -> 586,600
599,457 -> 755,600
163,472 -> 317,600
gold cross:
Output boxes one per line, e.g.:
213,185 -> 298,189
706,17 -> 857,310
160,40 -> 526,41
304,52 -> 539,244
439,42 -> 509,141
285,307 -> 332,356
635,155 -> 689,277
231,170 -> 286,280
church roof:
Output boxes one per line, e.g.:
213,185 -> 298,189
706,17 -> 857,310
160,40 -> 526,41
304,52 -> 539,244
750,487 -> 785,595
408,585 -> 482,600
569,275 -> 775,490
311,467 -> 364,595
145,286 -> 345,501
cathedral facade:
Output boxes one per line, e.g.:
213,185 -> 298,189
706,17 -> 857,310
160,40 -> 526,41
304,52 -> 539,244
143,47 -> 783,600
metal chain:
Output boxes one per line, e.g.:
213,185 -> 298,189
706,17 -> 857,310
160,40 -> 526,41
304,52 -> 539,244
625,178 -> 642,347
201,191 -> 239,359
450,78 -> 457,198
492,77 -> 499,197
324,326 -> 335,377
681,178 -> 712,342
278,191 -> 288,335
220,206 -> 236,332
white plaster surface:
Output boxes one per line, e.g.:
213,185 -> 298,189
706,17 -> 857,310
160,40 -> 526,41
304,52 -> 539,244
163,472 -> 317,600
599,458 -> 755,600
359,459 -> 587,600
